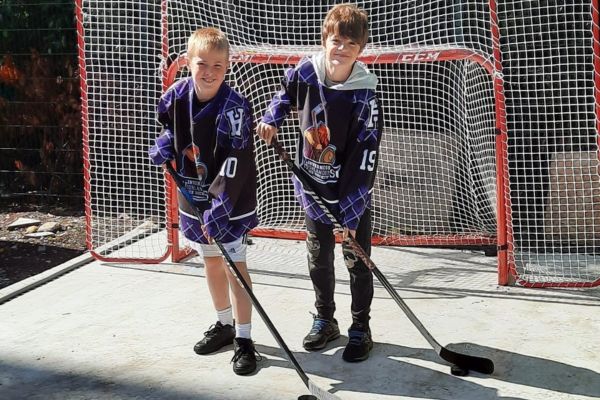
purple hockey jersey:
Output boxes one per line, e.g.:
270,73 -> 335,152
149,78 -> 258,243
261,54 -> 383,230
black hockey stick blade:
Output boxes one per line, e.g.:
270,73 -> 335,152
372,264 -> 495,374
164,162 -> 341,399
440,347 -> 494,374
269,139 -> 495,375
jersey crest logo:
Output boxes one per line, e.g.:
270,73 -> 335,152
303,103 -> 335,164
180,144 -> 209,202
182,144 -> 208,183
301,104 -> 340,184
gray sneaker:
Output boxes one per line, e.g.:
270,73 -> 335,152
302,316 -> 340,351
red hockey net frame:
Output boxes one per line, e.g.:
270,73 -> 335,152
162,50 -> 510,284
497,1 -> 600,288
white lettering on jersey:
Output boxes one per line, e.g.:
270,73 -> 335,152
226,108 -> 244,138
367,99 -> 379,129
360,149 -> 377,171
220,157 -> 238,178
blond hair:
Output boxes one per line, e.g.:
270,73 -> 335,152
187,27 -> 230,60
321,3 -> 369,50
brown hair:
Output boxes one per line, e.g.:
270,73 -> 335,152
321,3 -> 369,50
187,27 -> 230,60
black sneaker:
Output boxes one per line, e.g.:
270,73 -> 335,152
342,323 -> 373,362
193,321 -> 235,355
231,337 -> 261,375
302,315 -> 340,351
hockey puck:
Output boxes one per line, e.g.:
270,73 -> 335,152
297,396 -> 318,400
450,364 -> 469,376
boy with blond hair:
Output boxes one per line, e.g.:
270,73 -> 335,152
257,4 -> 382,362
150,27 -> 260,375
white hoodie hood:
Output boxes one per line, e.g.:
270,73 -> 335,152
310,51 -> 378,91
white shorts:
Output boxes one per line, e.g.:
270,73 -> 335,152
185,235 -> 247,263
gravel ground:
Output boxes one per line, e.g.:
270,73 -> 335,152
0,204 -> 86,289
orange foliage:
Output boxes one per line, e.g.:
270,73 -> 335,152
0,54 -> 22,85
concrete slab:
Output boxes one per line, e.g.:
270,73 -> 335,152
1,237 -> 599,399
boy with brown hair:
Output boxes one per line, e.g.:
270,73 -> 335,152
150,27 -> 260,375
257,3 -> 382,362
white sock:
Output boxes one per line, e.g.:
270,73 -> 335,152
235,322 -> 252,339
217,306 -> 233,327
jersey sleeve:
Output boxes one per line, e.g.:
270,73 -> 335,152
338,91 -> 383,230
148,89 -> 176,165
260,66 -> 298,128
203,100 -> 257,241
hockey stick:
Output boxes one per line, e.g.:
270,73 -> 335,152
164,162 -> 339,400
269,139 -> 494,375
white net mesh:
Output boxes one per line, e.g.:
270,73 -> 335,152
165,1 -> 492,57
168,56 -> 497,243
77,0 -> 600,286
498,1 -> 600,285
78,2 -> 167,259
163,0 -> 498,246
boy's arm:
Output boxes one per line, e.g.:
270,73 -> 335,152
149,90 -> 176,165
260,66 -> 298,129
203,101 -> 256,241
338,92 -> 383,231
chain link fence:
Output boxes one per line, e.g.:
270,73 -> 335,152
0,0 -> 82,207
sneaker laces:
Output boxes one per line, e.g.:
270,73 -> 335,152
203,323 -> 223,338
204,324 -> 222,337
231,340 -> 262,363
309,316 -> 330,335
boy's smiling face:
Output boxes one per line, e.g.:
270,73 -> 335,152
188,48 -> 228,102
323,34 -> 362,81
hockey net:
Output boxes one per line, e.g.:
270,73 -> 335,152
497,1 -> 600,286
77,1 -> 600,287
163,0 -> 499,258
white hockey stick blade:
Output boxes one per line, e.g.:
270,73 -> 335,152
308,380 -> 341,400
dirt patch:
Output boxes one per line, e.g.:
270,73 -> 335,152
0,203 -> 86,289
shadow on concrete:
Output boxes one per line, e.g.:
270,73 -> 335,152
255,339 -> 600,400
374,262 -> 600,306
380,247 -> 600,296
105,261 -> 600,307
447,342 -> 600,398
0,360 -> 219,400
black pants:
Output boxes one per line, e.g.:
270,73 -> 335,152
305,210 -> 374,326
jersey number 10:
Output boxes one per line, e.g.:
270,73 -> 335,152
220,157 -> 238,178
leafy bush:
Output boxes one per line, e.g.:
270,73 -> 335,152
0,1 -> 81,204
